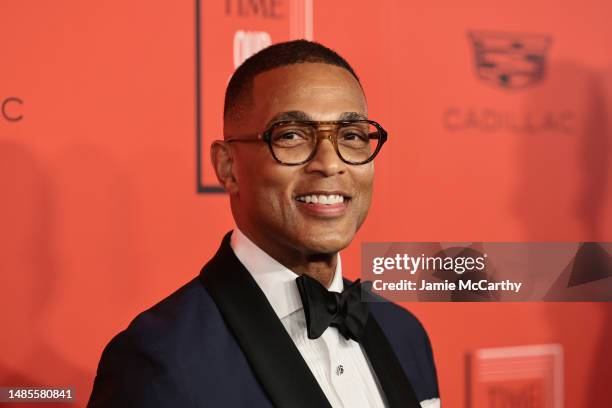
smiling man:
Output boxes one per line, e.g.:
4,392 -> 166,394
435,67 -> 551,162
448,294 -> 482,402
88,40 -> 439,408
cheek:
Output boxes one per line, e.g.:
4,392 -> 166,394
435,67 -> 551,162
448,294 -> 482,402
235,151 -> 276,196
355,167 -> 375,201
240,167 -> 297,213
353,168 -> 374,230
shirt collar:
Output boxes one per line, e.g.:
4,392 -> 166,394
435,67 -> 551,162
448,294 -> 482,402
230,227 -> 344,320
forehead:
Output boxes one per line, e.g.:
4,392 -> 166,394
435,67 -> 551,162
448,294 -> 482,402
251,63 -> 367,125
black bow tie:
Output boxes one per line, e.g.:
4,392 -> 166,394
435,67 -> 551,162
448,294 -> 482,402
295,274 -> 370,342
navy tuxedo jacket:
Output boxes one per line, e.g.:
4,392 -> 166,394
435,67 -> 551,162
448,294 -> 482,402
88,233 -> 439,407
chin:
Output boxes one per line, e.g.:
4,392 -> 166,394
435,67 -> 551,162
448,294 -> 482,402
298,231 -> 354,255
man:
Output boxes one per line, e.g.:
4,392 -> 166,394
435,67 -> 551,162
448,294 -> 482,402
88,40 -> 440,407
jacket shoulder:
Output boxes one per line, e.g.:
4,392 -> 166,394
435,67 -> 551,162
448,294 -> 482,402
88,277 -> 221,407
122,278 -> 214,348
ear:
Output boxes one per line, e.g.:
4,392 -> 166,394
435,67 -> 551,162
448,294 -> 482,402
210,141 -> 239,194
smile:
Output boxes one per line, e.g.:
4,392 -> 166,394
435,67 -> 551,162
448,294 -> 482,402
295,194 -> 345,204
293,191 -> 351,218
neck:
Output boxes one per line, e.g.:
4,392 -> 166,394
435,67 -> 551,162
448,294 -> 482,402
238,227 -> 338,288
289,253 -> 337,288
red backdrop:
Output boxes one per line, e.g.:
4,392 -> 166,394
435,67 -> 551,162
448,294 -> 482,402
1,1 -> 611,407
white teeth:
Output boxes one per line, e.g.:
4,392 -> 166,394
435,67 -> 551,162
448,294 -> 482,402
296,194 -> 346,205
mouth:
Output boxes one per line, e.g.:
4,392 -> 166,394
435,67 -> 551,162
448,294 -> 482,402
294,190 -> 352,204
293,191 -> 352,218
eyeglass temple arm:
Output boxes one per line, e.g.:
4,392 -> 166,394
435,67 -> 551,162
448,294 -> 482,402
224,133 -> 265,143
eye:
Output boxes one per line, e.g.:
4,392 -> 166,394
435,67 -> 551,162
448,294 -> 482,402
271,127 -> 311,147
341,132 -> 363,141
339,130 -> 368,143
278,132 -> 303,140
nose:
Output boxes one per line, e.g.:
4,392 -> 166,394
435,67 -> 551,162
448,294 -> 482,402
304,132 -> 347,176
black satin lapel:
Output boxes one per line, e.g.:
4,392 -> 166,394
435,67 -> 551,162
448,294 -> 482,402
344,277 -> 421,408
199,233 -> 331,408
361,316 -> 421,408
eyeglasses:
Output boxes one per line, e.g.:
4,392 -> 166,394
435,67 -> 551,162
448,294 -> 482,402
225,119 -> 387,165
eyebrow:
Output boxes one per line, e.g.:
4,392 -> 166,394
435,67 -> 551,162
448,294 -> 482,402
338,112 -> 368,121
265,111 -> 367,127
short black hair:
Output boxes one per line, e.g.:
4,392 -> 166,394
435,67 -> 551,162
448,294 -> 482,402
224,40 -> 360,122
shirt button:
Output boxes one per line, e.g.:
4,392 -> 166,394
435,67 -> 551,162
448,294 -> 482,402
336,364 -> 344,376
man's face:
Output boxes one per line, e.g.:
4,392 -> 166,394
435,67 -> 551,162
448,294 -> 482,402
226,63 -> 374,258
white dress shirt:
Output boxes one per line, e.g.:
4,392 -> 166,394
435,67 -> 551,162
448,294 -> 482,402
230,228 -> 440,408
